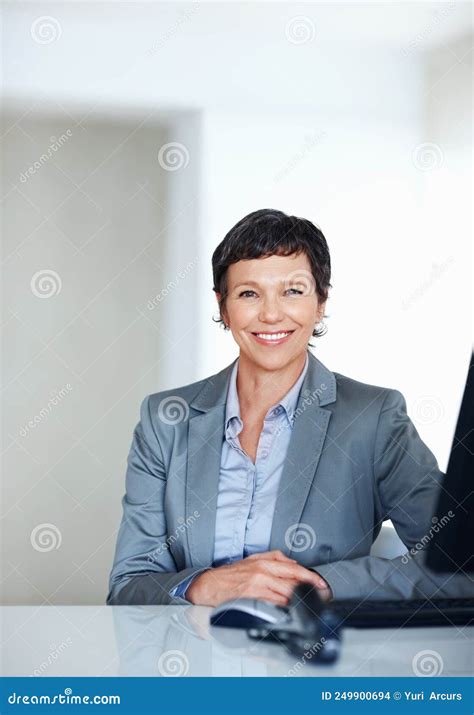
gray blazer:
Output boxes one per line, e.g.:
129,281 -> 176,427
107,351 -> 471,605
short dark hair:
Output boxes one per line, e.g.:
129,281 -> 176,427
212,208 -> 331,342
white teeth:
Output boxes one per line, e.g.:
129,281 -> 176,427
255,332 -> 291,341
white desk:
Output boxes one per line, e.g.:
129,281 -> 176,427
1,606 -> 472,677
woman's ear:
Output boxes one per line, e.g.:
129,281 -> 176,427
215,292 -> 228,327
215,291 -> 223,315
316,301 -> 326,323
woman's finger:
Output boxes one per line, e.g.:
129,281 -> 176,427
261,591 -> 289,606
247,549 -> 296,563
262,575 -> 298,600
262,560 -> 327,589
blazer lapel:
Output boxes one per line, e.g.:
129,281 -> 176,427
269,352 -> 336,555
185,359 -> 237,568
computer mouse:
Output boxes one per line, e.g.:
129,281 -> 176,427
210,598 -> 290,629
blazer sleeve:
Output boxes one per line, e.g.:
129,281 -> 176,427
313,389 -> 474,600
106,395 -> 209,605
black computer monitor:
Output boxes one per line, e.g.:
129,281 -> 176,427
426,352 -> 474,573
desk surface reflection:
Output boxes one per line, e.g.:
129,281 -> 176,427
1,606 -> 472,677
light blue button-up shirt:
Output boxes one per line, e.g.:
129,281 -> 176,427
170,352 -> 309,599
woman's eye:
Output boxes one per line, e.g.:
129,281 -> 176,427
238,288 -> 303,298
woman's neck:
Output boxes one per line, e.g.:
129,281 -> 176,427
236,351 -> 307,419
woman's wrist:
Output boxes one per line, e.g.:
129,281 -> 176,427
186,568 -> 212,604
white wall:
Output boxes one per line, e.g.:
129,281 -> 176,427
1,108 -> 201,604
419,33 -> 473,466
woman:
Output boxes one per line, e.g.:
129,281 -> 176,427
107,209 -> 444,607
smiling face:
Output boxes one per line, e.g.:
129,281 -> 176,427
216,252 -> 325,370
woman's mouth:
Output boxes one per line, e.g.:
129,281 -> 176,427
250,330 -> 295,346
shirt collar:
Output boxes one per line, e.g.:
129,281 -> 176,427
225,351 -> 309,435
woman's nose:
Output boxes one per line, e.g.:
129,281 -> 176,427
258,297 -> 285,323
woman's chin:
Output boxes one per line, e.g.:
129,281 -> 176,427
241,343 -> 306,369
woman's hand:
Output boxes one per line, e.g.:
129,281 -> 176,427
186,549 -> 332,607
